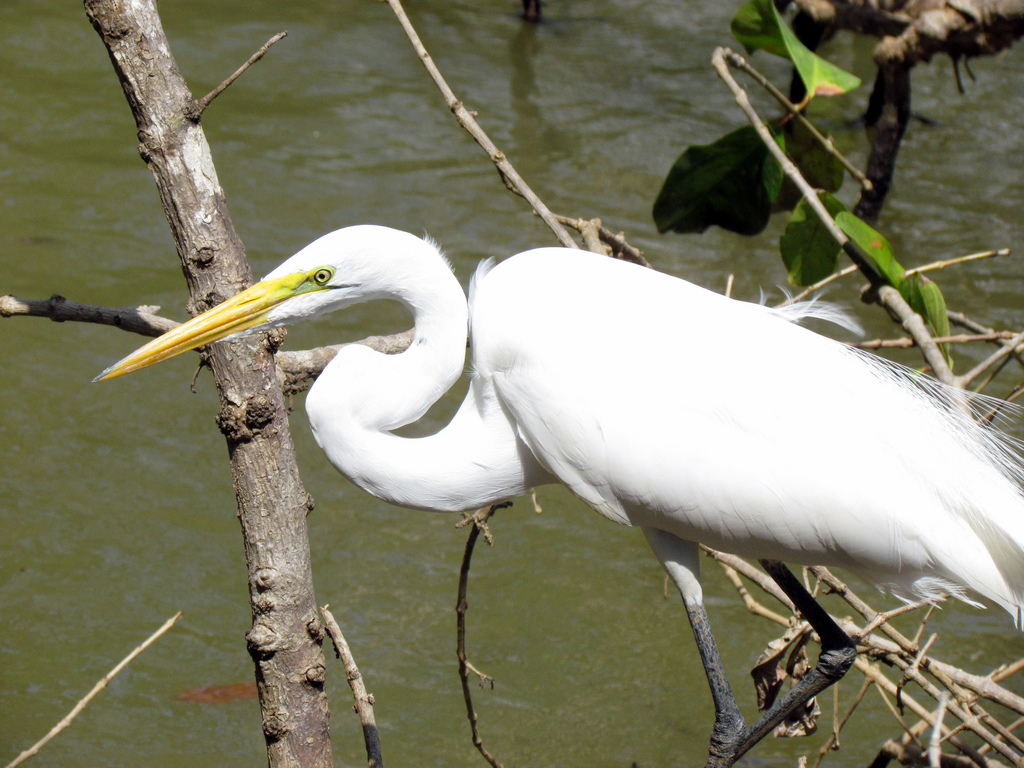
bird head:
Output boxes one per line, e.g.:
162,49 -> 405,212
93,225 -> 420,382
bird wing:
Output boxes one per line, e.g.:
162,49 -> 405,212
470,248 -> 1024,615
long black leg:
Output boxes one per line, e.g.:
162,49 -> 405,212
643,530 -> 857,768
727,560 -> 858,761
683,600 -> 747,765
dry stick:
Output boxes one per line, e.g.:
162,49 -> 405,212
718,560 -> 791,626
770,561 -> 1018,763
856,332 -> 1022,351
0,294 -> 176,337
931,693 -> 952,768
702,547 -> 795,611
383,0 -> 577,250
905,249 -> 1012,277
4,612 -> 182,768
812,676 -> 874,768
456,505 -> 505,768
0,292 -> 413,390
194,31 -> 288,113
955,330 -> 1024,390
712,47 -> 956,386
824,607 -> 1021,759
321,606 -> 383,768
784,249 -> 1009,307
716,555 -> 1021,766
719,555 -> 995,765
992,659 -> 1024,685
815,567 -> 1024,718
859,659 -> 990,768
723,50 -> 871,191
552,214 -> 652,267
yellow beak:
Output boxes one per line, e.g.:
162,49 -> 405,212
94,272 -> 311,382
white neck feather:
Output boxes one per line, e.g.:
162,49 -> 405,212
304,236 -> 545,512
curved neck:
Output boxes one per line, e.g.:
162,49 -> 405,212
305,241 -> 546,512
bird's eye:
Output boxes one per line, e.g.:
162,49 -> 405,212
311,267 -> 334,286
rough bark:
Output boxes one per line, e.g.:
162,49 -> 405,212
82,2 -> 331,767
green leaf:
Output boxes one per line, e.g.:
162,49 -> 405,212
899,274 -> 951,357
653,125 -> 783,236
731,0 -> 861,99
918,278 -> 950,340
898,274 -> 952,363
779,192 -> 846,286
772,119 -> 846,211
785,120 -> 844,193
731,0 -> 789,58
835,212 -> 904,287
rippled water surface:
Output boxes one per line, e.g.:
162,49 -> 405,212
2,2 -> 1023,766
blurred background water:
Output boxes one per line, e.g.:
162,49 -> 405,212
1,1 -> 1022,766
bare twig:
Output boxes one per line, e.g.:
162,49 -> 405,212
718,557 -> 1024,765
0,293 -> 176,337
382,0 -> 576,250
552,214 -> 651,267
702,547 -> 795,611
0,291 -> 414,394
855,332 -> 1023,350
718,558 -> 792,626
813,677 -> 874,768
4,612 -> 182,768
195,32 -> 288,113
711,47 -> 956,385
783,249 -> 1008,307
905,250 -> 1012,277
954,331 -> 1024,390
321,606 -> 382,768
456,504 -> 505,768
931,693 -> 952,768
724,50 -> 871,191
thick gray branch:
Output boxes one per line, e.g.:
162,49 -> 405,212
82,2 -> 332,766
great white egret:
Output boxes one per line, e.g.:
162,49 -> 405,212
97,225 -> 1024,766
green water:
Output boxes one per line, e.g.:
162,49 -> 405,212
2,2 -> 1023,767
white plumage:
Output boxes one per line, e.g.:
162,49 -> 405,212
278,226 -> 1024,625
97,224 -> 1024,761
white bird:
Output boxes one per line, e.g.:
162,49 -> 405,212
97,225 -> 1024,766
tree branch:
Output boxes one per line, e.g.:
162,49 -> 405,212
381,0 -> 578,250
194,31 -> 288,115
83,2 -> 331,766
0,293 -> 175,337
712,46 -> 957,385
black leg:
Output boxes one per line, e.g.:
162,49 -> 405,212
700,560 -> 857,768
684,600 -> 746,766
642,529 -> 857,768
726,560 -> 857,762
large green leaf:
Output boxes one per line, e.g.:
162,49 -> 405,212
653,125 -> 783,236
785,119 -> 844,193
731,0 -> 861,99
779,192 -> 846,286
835,212 -> 904,286
773,119 -> 846,211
